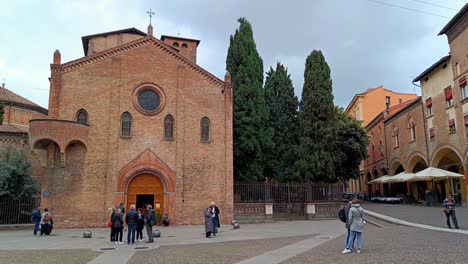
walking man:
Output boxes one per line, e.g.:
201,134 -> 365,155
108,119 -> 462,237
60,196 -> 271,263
32,208 -> 41,236
443,194 -> 459,229
125,205 -> 138,245
145,205 -> 156,243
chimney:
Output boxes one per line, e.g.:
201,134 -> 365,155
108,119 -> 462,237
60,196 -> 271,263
147,24 -> 153,37
53,50 -> 61,64
385,96 -> 390,113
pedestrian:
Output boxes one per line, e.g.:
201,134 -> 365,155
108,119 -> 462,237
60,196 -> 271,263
113,208 -> 124,244
342,200 -> 356,252
162,213 -> 170,227
145,205 -> 156,243
211,202 -> 220,229
204,207 -> 213,238
443,194 -> 459,229
40,208 -> 52,236
425,189 -> 432,207
109,208 -> 116,242
118,203 -> 126,214
342,199 -> 365,254
126,204 -> 138,245
32,208 -> 41,236
136,208 -> 145,241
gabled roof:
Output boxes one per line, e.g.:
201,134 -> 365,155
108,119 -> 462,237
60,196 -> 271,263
57,35 -> 224,87
438,3 -> 468,35
0,85 -> 48,114
81,27 -> 147,56
160,35 -> 201,46
366,98 -> 419,129
413,55 -> 451,82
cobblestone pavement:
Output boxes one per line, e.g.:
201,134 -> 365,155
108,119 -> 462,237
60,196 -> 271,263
364,202 -> 467,229
0,249 -> 101,264
282,217 -> 468,264
129,235 -> 314,264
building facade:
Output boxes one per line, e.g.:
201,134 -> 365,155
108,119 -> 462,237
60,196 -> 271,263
28,25 -> 234,228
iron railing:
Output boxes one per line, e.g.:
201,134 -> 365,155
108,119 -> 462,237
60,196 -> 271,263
234,182 -> 343,203
0,197 -> 40,225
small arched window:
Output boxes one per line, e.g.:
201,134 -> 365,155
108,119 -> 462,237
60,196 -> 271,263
173,42 -> 179,48
181,43 -> 188,48
76,109 -> 88,124
121,112 -> 132,137
164,115 -> 174,140
181,43 -> 188,56
393,125 -> 399,148
201,117 -> 210,143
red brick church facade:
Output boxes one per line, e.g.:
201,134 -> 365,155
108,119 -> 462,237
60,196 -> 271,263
29,25 -> 233,228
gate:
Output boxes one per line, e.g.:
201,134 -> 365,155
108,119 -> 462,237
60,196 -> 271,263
0,197 -> 40,225
234,182 -> 342,220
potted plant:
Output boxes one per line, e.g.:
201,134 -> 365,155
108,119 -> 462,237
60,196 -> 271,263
155,211 -> 162,225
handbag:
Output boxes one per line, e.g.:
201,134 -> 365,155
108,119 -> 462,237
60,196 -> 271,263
107,220 -> 113,228
443,208 -> 450,214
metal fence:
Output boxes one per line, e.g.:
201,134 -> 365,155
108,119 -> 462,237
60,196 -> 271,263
234,182 -> 343,203
0,197 -> 40,225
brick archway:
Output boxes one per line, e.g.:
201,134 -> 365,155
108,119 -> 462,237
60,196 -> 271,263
116,149 -> 176,222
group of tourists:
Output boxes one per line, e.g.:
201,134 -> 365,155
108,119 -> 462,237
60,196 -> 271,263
109,203 -> 163,244
204,202 -> 220,238
31,208 -> 53,236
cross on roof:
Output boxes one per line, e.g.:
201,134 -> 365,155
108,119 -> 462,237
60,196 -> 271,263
147,9 -> 155,24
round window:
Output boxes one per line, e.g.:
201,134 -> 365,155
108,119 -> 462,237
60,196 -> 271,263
138,89 -> 160,111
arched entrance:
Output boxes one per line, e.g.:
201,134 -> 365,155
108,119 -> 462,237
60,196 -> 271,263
407,154 -> 428,200
126,173 -> 164,214
431,147 -> 464,204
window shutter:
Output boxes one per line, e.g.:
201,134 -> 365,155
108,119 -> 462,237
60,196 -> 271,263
425,98 -> 432,108
460,76 -> 467,87
444,87 -> 453,100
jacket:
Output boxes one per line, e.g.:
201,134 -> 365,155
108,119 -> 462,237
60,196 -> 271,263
146,209 -> 156,225
125,210 -> 138,225
348,204 -> 365,232
112,213 -> 124,228
32,210 -> 41,222
344,203 -> 352,229
137,213 -> 145,227
204,210 -> 213,232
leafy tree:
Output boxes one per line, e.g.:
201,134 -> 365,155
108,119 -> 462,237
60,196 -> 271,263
226,18 -> 272,182
0,146 -> 39,199
264,63 -> 299,181
334,106 -> 368,181
295,50 -> 336,182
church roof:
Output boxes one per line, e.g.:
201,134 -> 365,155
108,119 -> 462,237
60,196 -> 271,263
0,85 -> 48,115
81,27 -> 147,56
59,34 -> 225,88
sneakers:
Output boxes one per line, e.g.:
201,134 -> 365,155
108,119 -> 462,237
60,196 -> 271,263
356,249 -> 361,254
342,249 -> 351,254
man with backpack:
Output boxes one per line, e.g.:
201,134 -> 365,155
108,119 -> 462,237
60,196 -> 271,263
40,208 -> 52,236
339,200 -> 356,252
32,208 -> 41,236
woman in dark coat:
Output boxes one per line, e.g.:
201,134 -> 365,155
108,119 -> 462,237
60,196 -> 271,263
113,208 -> 124,244
110,208 -> 116,242
204,207 -> 213,238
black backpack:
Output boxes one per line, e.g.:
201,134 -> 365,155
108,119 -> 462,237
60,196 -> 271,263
338,208 -> 347,223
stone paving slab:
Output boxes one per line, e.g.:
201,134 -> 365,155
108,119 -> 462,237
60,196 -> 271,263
0,249 -> 101,264
363,202 -> 467,229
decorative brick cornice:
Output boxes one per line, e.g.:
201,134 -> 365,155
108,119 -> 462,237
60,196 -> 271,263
54,36 -> 225,88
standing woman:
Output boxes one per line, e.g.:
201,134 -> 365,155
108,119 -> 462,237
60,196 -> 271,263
113,208 -> 124,244
443,194 -> 459,229
342,199 -> 365,254
110,208 -> 116,242
204,207 -> 213,238
136,208 -> 145,242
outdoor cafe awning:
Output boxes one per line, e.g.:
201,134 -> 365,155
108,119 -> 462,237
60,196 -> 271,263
368,175 -> 390,184
412,167 -> 464,181
385,172 -> 415,183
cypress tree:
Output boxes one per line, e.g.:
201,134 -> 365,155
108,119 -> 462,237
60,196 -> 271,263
296,50 -> 336,182
226,18 -> 272,182
264,63 -> 299,181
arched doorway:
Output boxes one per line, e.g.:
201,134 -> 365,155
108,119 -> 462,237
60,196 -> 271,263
126,173 -> 164,215
432,147 -> 464,204
407,154 -> 428,200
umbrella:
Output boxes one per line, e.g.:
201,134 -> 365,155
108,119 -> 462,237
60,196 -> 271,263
386,172 -> 415,183
368,175 -> 390,184
412,167 -> 464,181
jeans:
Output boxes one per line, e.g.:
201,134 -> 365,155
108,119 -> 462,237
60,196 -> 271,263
212,217 -> 218,235
127,224 -> 136,244
33,221 -> 40,235
115,227 -> 123,242
347,231 -> 362,250
137,225 -> 144,240
345,228 -> 356,249
146,224 -> 153,242
445,210 -> 459,228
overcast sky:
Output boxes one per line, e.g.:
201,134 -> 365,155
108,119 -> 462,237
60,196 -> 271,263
0,0 -> 465,108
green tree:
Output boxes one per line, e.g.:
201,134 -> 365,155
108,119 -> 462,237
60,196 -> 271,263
295,50 -> 336,182
0,146 -> 39,199
334,106 -> 368,181
226,18 -> 272,182
264,63 -> 299,181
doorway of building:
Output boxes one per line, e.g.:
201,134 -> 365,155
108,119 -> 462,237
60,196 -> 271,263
136,194 -> 154,210
126,173 -> 164,214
